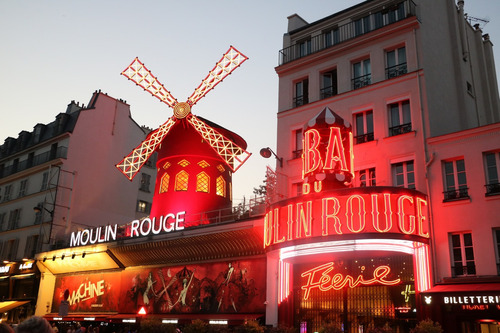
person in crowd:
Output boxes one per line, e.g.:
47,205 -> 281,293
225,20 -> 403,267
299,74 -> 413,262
0,323 -> 14,333
51,322 -> 59,333
16,316 -> 54,333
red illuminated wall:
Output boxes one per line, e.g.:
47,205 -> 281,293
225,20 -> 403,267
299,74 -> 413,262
51,258 -> 266,315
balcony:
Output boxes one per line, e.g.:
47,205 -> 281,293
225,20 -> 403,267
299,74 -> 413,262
389,123 -> 412,136
452,263 -> 476,277
293,96 -> 308,107
320,85 -> 338,99
354,132 -> 375,144
485,182 -> 500,196
443,187 -> 470,202
352,74 -> 372,90
0,146 -> 67,179
278,0 -> 416,65
386,63 -> 408,79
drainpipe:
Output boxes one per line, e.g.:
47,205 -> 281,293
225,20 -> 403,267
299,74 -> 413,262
413,26 -> 439,286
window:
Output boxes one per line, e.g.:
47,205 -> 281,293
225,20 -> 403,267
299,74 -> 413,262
392,161 -> 415,189
450,232 -> 476,276
354,110 -> 374,144
443,159 -> 468,201
196,172 -> 210,193
293,182 -> 303,197
216,176 -> 226,197
357,168 -> 376,187
354,15 -> 371,36
388,100 -> 411,136
175,170 -> 189,191
293,129 -> 303,159
494,229 -> 500,275
4,239 -> 19,261
320,69 -> 338,99
324,28 -> 339,47
299,39 -> 311,57
294,79 -> 309,107
386,46 -> 407,79
136,200 -> 151,214
41,172 -> 49,191
484,151 -> 500,196
159,173 -> 169,194
352,59 -> 371,89
8,209 -> 21,230
3,184 -> 12,202
24,235 -> 39,259
0,213 -> 6,231
140,173 -> 151,192
18,179 -> 28,197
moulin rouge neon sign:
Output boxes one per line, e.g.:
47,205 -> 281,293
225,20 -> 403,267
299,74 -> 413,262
301,262 -> 401,300
264,108 -> 429,248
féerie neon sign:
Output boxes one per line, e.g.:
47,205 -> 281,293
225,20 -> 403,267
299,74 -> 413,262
301,262 -> 400,300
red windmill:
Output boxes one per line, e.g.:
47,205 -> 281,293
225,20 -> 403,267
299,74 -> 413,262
117,46 -> 251,225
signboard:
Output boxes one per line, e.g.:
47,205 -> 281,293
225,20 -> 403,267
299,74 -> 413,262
51,258 -> 266,315
264,187 -> 429,248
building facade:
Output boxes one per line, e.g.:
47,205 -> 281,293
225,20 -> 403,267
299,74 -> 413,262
0,91 -> 155,322
272,0 -> 500,332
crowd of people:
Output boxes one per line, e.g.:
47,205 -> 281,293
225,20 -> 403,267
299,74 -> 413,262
0,317 -> 106,333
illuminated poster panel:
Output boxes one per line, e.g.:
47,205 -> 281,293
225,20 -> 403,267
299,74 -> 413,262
51,259 -> 266,315
119,259 -> 266,314
52,272 -> 121,313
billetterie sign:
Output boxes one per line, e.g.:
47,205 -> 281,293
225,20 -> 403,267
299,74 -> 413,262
264,188 -> 429,248
70,211 -> 186,247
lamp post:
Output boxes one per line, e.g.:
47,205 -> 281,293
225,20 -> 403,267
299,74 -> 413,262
260,147 -> 283,168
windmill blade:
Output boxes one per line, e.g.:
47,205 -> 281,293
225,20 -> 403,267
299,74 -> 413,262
187,46 -> 248,106
187,115 -> 251,172
116,117 -> 177,180
122,58 -> 179,109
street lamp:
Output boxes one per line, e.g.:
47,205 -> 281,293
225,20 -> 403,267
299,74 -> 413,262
260,147 -> 283,168
33,205 -> 54,217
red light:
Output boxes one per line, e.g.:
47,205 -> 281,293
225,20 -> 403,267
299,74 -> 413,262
137,306 -> 147,315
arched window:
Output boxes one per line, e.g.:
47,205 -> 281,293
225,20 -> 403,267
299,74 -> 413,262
196,172 -> 210,193
159,173 -> 170,193
175,170 -> 189,191
216,176 -> 226,197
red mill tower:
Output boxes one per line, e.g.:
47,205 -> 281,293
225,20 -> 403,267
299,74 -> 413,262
116,47 -> 251,225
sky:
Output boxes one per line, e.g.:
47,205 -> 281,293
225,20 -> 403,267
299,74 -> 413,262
0,0 -> 499,205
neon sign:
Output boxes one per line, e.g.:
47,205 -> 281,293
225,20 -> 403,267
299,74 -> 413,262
300,262 -> 401,300
70,211 -> 186,247
264,188 -> 429,248
302,107 -> 354,191
68,280 -> 105,305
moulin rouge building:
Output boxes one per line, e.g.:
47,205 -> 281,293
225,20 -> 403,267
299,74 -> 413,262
30,1 -> 500,332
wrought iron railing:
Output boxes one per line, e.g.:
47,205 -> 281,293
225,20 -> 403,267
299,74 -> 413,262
354,132 -> 375,144
278,0 -> 417,65
386,63 -> 408,79
293,95 -> 308,107
443,187 -> 469,201
292,149 -> 303,160
0,146 -> 67,179
389,123 -> 412,136
352,74 -> 372,90
485,182 -> 500,196
320,85 -> 338,99
452,263 -> 476,277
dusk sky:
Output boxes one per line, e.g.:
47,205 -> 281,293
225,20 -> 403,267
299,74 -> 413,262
1,0 -> 498,203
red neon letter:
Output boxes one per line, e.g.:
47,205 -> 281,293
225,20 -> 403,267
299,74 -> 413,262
264,211 -> 273,248
324,127 -> 348,172
273,207 -> 285,244
397,195 -> 416,235
346,195 -> 366,233
286,204 -> 294,241
296,201 -> 313,238
371,193 -> 393,233
416,198 -> 429,238
303,129 -> 322,175
322,197 -> 342,235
